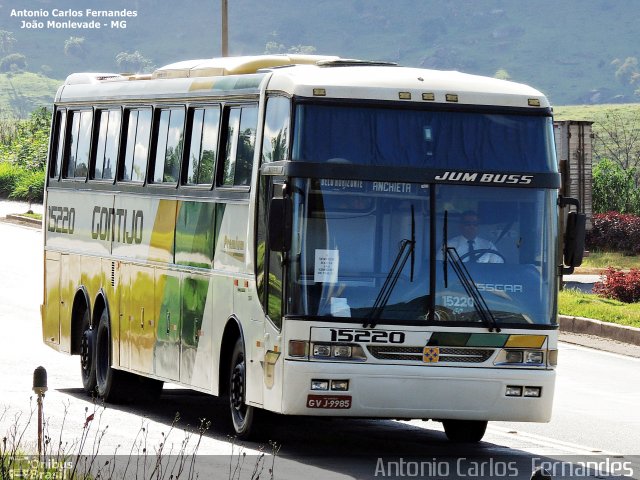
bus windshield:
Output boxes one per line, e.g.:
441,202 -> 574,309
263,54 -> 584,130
293,104 -> 557,173
287,180 -> 557,326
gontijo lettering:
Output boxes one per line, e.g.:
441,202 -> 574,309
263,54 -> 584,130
91,206 -> 143,244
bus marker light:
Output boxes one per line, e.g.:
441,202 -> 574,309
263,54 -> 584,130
422,93 -> 435,101
528,98 -> 541,107
446,93 -> 459,102
332,345 -> 352,358
313,344 -> 332,357
399,92 -> 411,100
524,351 -> 544,364
505,351 -> 523,363
313,88 -> 326,96
506,386 -> 523,397
311,379 -> 329,391
288,340 -> 308,357
524,386 -> 542,398
331,380 -> 349,391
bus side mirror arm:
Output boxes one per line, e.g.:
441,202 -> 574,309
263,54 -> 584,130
268,197 -> 292,253
559,196 -> 586,275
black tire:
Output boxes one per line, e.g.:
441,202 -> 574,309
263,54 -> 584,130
442,420 -> 488,443
79,309 -> 96,393
95,309 -> 131,403
229,338 -> 257,439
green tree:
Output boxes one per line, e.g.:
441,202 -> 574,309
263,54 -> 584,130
0,53 -> 27,72
115,51 -> 154,73
0,30 -> 17,54
593,110 -> 640,179
612,56 -> 639,84
494,68 -> 511,80
64,36 -> 86,58
592,158 -> 640,214
0,107 -> 51,170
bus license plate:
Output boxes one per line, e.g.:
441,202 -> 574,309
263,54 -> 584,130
307,395 -> 352,409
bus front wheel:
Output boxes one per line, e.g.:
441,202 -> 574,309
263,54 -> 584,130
442,420 -> 488,443
79,309 -> 96,393
229,338 -> 256,439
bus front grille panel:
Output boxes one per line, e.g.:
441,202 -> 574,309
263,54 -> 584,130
366,346 -> 495,363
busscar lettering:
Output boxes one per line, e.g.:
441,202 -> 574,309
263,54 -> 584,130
48,206 -> 75,234
91,206 -> 143,244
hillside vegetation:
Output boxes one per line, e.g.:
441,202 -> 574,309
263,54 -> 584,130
1,0 -> 640,116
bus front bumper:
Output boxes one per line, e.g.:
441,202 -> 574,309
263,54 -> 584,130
281,360 -> 555,422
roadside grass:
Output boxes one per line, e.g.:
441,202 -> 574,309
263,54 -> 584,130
21,212 -> 42,220
578,250 -> 640,271
559,288 -> 640,328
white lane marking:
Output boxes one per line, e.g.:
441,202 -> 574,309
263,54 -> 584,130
488,425 -> 624,457
559,341 -> 640,363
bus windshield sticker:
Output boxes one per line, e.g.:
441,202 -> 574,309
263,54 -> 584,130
314,249 -> 339,283
330,298 -> 351,317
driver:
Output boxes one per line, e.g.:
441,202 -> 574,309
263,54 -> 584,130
447,211 -> 504,263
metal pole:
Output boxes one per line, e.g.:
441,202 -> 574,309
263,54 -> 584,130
221,0 -> 228,56
33,367 -> 47,460
37,394 -> 43,457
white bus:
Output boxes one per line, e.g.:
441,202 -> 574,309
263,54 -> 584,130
42,54 -> 585,441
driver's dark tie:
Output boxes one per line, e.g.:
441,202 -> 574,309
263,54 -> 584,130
467,239 -> 475,262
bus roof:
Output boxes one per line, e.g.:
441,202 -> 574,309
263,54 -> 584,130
56,55 -> 549,109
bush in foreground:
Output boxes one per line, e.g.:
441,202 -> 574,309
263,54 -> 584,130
0,162 -> 44,202
586,211 -> 640,254
593,267 -> 640,303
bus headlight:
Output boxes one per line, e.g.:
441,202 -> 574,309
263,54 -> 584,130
524,351 -> 544,364
310,343 -> 367,361
313,344 -> 332,357
505,351 -> 523,363
495,349 -> 545,366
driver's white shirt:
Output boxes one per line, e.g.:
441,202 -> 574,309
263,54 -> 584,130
445,235 -> 504,263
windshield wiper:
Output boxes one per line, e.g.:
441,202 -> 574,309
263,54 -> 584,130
364,238 -> 415,328
445,247 -> 501,333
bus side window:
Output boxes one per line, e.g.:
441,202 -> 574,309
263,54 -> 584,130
219,105 -> 258,187
152,107 -> 185,184
92,109 -> 121,181
64,110 -> 92,180
261,97 -> 290,164
185,106 -> 220,186
121,108 -> 152,182
50,109 -> 66,180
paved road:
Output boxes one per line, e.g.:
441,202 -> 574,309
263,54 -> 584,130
1,217 -> 639,479
563,274 -> 601,294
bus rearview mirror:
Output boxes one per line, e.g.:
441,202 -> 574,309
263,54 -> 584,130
563,211 -> 586,268
268,197 -> 292,252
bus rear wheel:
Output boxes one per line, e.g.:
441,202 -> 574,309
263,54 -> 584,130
79,309 -> 96,393
229,338 -> 256,439
442,420 -> 488,443
95,309 -> 130,403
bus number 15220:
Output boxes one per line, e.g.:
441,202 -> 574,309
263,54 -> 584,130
329,329 -> 405,344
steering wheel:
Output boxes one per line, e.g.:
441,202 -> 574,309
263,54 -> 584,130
458,248 -> 506,263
